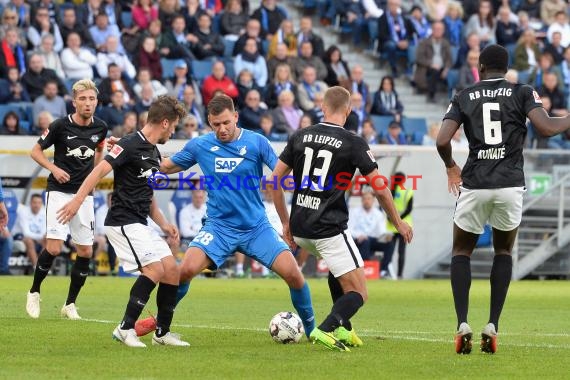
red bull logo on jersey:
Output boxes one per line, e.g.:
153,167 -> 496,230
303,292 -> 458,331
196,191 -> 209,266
66,146 -> 95,160
138,167 -> 159,178
215,158 -> 244,173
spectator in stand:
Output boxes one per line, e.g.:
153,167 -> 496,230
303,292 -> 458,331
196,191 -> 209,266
345,92 -> 367,134
27,5 -> 63,53
89,12 -> 123,53
258,113 -> 282,141
382,121 -> 407,144
544,32 -> 565,65
240,89 -> 266,133
234,38 -> 268,88
201,60 -> 239,105
539,72 -> 567,116
3,66 -> 30,103
1,111 -> 24,135
424,0 -> 448,21
414,21 -> 452,102
60,33 -> 98,82
79,0 -> 108,26
158,0 -> 181,33
95,35 -> 136,79
133,83 -> 156,113
59,7 -> 96,52
179,85 -> 205,130
513,28 -> 540,83
297,16 -> 325,58
159,15 -> 196,67
496,5 -> 521,60
1,8 -> 28,50
165,60 -> 192,99
133,68 -> 168,99
378,0 -> 416,77
529,53 -> 564,91
292,41 -> 328,81
323,45 -> 350,87
518,1 -> 540,19
346,64 -> 372,113
561,47 -> 570,107
297,65 -> 329,112
235,69 -> 264,109
265,63 -> 298,109
97,63 -> 136,106
443,1 -> 464,63
370,75 -> 404,121
132,0 -> 159,30
33,110 -> 53,135
409,6 -> 431,40
271,90 -> 303,136
306,91 -> 325,124
541,1 -> 567,27
112,111 -> 139,137
13,193 -> 45,267
251,0 -> 288,38
220,0 -> 248,40
97,89 -> 130,130
361,118 -> 379,144
233,19 -> 266,57
32,80 -> 67,123
464,0 -> 496,48
174,115 -> 199,139
179,0 -> 205,35
0,27 -> 27,78
547,11 -> 570,48
456,49 -> 480,91
336,0 -> 368,48
348,189 -> 389,260
422,122 -> 440,146
299,114 -> 312,129
138,36 -> 163,81
2,0 -> 31,30
189,13 -> 225,60
453,32 -> 480,69
268,19 -> 297,60
35,34 -> 65,80
266,43 -> 295,81
178,190 -> 207,241
22,53 -> 68,101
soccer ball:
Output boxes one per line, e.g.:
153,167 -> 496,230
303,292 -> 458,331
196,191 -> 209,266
269,312 -> 304,344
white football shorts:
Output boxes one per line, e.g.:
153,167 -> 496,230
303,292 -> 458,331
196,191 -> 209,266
46,191 -> 94,245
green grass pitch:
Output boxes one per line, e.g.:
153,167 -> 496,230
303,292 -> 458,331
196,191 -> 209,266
2,277 -> 569,379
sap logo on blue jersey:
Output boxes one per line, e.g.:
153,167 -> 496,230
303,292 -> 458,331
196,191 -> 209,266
215,157 -> 244,173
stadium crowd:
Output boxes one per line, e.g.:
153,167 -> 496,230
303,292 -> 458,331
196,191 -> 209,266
0,0 -> 568,148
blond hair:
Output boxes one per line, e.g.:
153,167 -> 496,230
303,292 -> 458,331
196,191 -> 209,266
72,79 -> 99,98
323,86 -> 350,114
447,1 -> 464,19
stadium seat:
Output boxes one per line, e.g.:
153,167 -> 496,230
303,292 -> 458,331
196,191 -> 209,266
402,117 -> 427,145
223,38 -> 236,58
191,59 -> 214,83
121,11 -> 133,28
224,58 -> 235,80
2,189 -> 19,232
0,104 -> 26,126
168,189 -> 193,227
369,115 -> 394,140
161,58 -> 178,80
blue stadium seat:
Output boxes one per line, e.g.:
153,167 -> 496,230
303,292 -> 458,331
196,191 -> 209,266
369,115 -> 394,140
93,191 -> 106,211
0,104 -> 26,126
2,189 -> 19,232
402,117 -> 427,145
224,58 -> 235,80
121,11 -> 133,28
161,58 -> 178,80
168,189 -> 193,227
191,59 -> 214,83
447,69 -> 459,99
223,38 -> 236,58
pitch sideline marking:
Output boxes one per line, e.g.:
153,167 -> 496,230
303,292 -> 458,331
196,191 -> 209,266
82,318 -> 570,349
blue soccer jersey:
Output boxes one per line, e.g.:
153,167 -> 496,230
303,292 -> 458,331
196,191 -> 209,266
171,129 -> 277,229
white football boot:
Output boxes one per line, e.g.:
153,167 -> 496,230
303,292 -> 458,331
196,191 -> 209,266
113,325 -> 147,347
61,303 -> 82,320
152,332 -> 191,346
26,292 -> 41,319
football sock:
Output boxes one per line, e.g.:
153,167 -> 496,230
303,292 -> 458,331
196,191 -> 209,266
489,254 -> 512,332
66,256 -> 90,305
155,283 -> 178,337
30,249 -> 57,293
327,272 -> 352,330
289,282 -> 315,336
175,281 -> 190,305
451,255 -> 471,330
318,291 -> 364,333
120,275 -> 156,330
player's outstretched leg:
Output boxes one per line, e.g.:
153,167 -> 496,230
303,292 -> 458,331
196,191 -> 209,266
27,248 -> 57,318
62,247 -> 91,320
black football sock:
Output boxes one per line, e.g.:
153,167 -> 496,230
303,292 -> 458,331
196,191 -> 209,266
30,249 -> 57,293
120,275 -> 156,330
155,283 -> 178,337
489,255 -> 512,332
450,255 -> 471,330
318,291 -> 364,333
327,272 -> 352,330
66,256 -> 91,305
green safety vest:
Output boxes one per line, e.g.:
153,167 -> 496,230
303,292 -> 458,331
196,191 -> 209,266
387,185 -> 413,233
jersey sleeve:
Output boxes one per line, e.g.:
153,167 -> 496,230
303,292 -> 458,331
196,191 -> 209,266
520,85 -> 544,115
37,120 -> 60,149
351,136 -> 378,176
443,93 -> 463,124
258,134 -> 278,170
170,139 -> 198,170
278,134 -> 295,167
104,139 -> 130,168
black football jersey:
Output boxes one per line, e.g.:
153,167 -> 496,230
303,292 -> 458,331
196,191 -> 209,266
37,115 -> 108,193
280,122 -> 378,239
104,131 -> 161,226
444,78 -> 543,189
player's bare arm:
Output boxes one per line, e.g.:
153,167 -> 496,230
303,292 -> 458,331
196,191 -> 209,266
366,169 -> 413,244
159,157 -> 184,174
527,107 -> 570,137
150,196 -> 179,244
269,160 -> 295,249
436,119 -> 463,196
56,160 -> 113,224
94,139 -> 106,166
30,143 -> 70,184
0,202 -> 8,230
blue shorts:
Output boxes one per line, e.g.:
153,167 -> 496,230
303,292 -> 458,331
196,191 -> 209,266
189,220 -> 290,269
